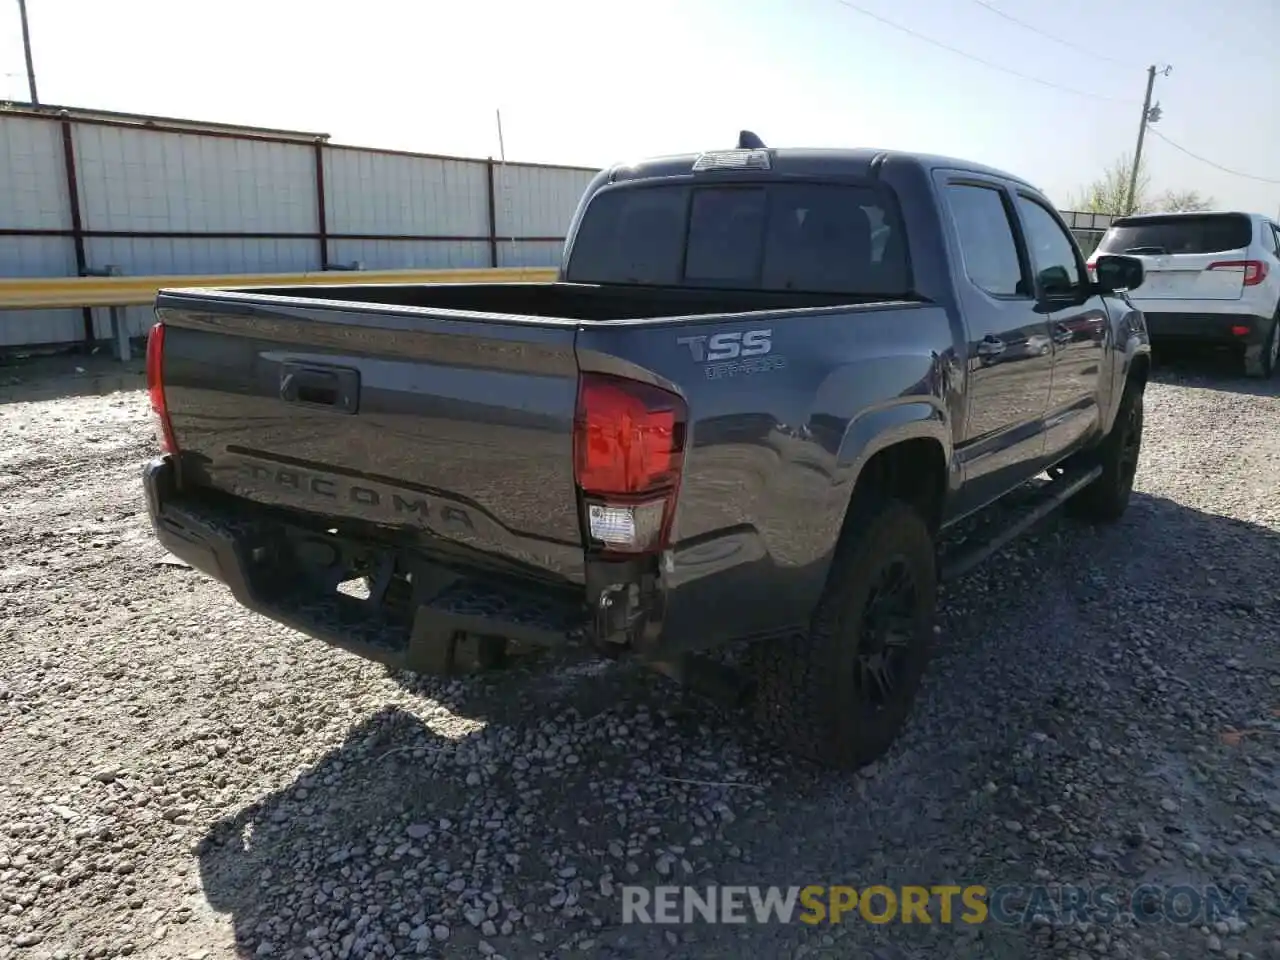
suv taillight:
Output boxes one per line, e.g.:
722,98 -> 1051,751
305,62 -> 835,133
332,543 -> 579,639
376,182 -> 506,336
1207,259 -> 1268,286
573,372 -> 687,555
146,322 -> 178,454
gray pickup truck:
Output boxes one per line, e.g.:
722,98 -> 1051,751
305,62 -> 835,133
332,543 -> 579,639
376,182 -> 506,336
142,134 -> 1151,769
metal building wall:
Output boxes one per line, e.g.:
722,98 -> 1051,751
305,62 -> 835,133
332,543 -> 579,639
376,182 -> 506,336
323,147 -> 491,270
0,107 -> 600,350
74,126 -> 319,237
0,117 -> 82,347
73,125 -> 323,340
492,164 -> 595,267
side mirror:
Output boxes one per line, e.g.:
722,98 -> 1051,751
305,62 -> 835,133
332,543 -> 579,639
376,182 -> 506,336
1094,254 -> 1144,294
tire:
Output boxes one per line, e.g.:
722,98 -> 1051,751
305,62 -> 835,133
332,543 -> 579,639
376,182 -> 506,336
1066,378 -> 1144,523
753,499 -> 937,770
1245,312 -> 1280,379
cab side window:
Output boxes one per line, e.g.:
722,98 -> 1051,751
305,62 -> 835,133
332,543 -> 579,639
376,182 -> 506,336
1016,196 -> 1084,297
945,184 -> 1026,298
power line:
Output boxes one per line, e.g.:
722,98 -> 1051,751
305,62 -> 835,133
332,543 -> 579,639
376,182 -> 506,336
830,0 -> 1274,192
831,0 -> 1125,103
1146,127 -> 1280,186
966,0 -> 1137,68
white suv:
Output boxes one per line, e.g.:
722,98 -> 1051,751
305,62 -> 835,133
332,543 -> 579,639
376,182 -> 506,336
1088,212 -> 1280,378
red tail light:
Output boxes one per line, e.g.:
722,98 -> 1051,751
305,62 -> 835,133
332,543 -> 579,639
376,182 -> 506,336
573,373 -> 687,554
1207,259 -> 1268,286
146,322 -> 178,454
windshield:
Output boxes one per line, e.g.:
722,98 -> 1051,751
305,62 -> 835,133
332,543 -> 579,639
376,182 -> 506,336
1096,214 -> 1252,256
565,182 -> 911,296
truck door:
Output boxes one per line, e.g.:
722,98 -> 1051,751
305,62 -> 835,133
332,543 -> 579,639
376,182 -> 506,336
937,177 -> 1054,513
1012,193 -> 1109,462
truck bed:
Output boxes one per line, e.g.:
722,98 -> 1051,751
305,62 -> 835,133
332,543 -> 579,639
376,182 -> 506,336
219,280 -> 869,321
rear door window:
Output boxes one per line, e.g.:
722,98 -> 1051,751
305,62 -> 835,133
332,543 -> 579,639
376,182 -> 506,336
944,184 -> 1027,297
760,184 -> 907,295
1096,214 -> 1253,256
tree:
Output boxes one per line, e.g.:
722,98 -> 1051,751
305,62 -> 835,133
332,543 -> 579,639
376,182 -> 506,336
1073,155 -> 1150,216
1154,189 -> 1214,213
1072,154 -> 1214,216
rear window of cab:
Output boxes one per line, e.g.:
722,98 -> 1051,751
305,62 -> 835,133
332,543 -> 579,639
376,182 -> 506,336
566,182 -> 911,297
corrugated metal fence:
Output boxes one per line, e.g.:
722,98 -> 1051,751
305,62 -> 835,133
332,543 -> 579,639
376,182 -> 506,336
0,104 -> 596,349
1060,212 -> 1116,256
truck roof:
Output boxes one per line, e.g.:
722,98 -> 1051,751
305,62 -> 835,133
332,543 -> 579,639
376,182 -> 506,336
607,146 -> 1040,193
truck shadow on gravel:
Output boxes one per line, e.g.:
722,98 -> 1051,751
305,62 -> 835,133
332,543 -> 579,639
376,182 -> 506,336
1151,347 -> 1280,396
194,491 -> 1280,960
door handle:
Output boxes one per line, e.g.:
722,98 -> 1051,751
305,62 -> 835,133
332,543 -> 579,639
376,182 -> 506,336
279,362 -> 360,414
280,370 -> 337,404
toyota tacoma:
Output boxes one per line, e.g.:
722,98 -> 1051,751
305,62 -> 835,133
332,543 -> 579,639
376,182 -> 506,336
142,133 -> 1151,768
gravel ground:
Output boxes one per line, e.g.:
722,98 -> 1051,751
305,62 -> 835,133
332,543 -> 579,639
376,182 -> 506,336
1,355 -> 1278,960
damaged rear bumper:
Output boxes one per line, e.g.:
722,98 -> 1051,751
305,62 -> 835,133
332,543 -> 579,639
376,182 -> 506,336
143,456 -> 594,674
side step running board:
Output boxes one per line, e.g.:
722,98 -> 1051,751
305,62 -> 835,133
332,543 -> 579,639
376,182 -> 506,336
940,465 -> 1102,583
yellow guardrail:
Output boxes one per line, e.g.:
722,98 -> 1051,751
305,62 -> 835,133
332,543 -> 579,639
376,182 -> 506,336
0,267 -> 560,310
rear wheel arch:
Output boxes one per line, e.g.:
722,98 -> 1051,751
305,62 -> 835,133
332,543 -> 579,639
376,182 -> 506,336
841,435 -> 949,537
753,448 -> 944,769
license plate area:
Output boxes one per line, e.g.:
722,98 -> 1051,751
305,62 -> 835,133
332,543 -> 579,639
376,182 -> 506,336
244,521 -> 415,625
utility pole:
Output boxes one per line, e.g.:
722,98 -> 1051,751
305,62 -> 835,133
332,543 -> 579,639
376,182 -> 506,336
495,109 -> 517,266
1126,64 -> 1171,216
17,0 -> 39,104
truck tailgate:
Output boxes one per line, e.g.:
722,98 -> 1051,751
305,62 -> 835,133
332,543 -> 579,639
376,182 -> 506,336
155,291 -> 585,584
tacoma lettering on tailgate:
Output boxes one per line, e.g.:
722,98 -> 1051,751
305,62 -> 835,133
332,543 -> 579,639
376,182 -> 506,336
237,461 -> 476,533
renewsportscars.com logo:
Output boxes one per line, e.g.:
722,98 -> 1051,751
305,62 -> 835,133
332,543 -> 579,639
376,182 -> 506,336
621,884 -> 1249,927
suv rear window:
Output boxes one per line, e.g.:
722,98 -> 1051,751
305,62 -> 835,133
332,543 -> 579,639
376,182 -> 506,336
566,182 -> 910,296
1096,214 -> 1252,256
